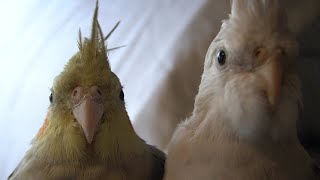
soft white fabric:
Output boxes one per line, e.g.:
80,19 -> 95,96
0,0 -> 319,178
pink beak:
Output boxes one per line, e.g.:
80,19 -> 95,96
256,48 -> 283,105
72,86 -> 104,144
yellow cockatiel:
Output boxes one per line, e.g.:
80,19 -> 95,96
9,2 -> 165,180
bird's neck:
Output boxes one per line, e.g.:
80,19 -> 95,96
193,88 -> 300,145
31,119 -> 89,163
93,118 -> 146,162
31,116 -> 145,164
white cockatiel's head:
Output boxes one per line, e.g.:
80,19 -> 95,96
195,0 -> 301,142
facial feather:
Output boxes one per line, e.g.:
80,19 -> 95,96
9,2 -> 166,179
164,1 -> 316,179
197,0 -> 300,142
32,1 -> 144,163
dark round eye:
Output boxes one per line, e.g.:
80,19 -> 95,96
49,92 -> 53,103
119,90 -> 124,101
217,50 -> 226,65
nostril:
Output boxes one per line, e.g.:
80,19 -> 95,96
255,49 -> 261,57
72,90 -> 78,97
254,47 -> 267,64
279,49 -> 286,56
72,87 -> 81,98
97,89 -> 102,95
255,48 -> 264,58
91,86 -> 102,96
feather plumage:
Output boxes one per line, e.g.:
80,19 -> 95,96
9,1 -> 165,179
165,0 -> 318,179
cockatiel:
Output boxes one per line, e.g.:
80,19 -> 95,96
164,0 -> 319,180
8,2 -> 165,180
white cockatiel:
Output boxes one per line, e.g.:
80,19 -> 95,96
164,0 -> 319,180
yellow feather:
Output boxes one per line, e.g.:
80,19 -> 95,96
37,0 -> 144,162
9,1 -> 165,179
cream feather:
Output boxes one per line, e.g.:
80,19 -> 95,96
8,1 -> 165,179
165,0 -> 318,179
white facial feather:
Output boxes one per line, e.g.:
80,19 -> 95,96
195,0 -> 300,142
165,1 -> 316,180
165,1 -> 316,179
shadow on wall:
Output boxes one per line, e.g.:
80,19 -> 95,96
297,18 -> 320,151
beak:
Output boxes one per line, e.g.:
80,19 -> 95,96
256,49 -> 283,105
72,86 -> 104,144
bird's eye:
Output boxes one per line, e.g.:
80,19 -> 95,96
119,90 -> 124,101
217,50 -> 226,66
49,92 -> 53,103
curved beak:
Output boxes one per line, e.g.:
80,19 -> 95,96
256,50 -> 283,105
72,86 -> 104,144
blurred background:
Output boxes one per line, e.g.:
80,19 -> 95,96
0,0 -> 319,178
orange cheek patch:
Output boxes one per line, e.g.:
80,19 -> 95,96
35,114 -> 49,140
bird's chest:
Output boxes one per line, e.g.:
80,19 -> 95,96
168,142 -> 245,180
167,137 -> 310,180
15,158 -> 147,180
51,162 -> 146,180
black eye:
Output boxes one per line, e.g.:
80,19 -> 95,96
49,92 -> 53,103
119,90 -> 124,101
217,50 -> 226,65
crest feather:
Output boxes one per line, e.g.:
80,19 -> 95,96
91,0 -> 100,48
77,28 -> 83,50
104,21 -> 120,41
214,0 -> 296,55
97,21 -> 107,60
230,0 -> 287,32
73,0 -> 123,71
75,0 -> 111,69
